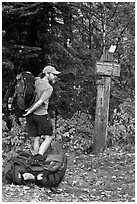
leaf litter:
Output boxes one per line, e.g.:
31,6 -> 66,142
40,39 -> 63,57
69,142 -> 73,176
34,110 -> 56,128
2,147 -> 135,202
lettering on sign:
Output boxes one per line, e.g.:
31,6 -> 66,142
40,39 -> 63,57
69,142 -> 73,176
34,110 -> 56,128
96,61 -> 120,77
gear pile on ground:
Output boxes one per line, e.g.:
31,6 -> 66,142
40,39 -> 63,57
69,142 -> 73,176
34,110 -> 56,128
4,141 -> 67,188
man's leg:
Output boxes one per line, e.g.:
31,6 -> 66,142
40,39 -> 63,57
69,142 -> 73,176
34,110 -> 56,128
34,136 -> 40,155
38,135 -> 53,155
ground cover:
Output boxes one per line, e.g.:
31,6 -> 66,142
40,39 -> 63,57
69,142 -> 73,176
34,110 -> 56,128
2,146 -> 135,202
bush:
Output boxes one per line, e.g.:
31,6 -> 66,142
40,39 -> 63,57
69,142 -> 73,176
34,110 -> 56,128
107,98 -> 135,148
2,98 -> 135,160
56,111 -> 94,152
2,115 -> 28,162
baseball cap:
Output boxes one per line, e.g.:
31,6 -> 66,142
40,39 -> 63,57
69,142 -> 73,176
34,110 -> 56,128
43,66 -> 61,75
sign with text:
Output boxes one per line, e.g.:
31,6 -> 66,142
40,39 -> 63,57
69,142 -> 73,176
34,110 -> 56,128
96,61 -> 120,77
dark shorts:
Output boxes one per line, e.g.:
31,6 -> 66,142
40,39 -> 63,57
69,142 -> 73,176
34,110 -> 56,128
26,113 -> 53,137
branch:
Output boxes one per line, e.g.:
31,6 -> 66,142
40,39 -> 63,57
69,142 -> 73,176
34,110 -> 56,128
115,15 -> 134,49
106,2 -> 119,26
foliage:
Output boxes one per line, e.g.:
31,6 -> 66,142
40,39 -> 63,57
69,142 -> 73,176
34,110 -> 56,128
56,112 -> 94,152
2,2 -> 135,109
2,95 -> 135,160
2,2 -> 135,154
2,108 -> 135,202
2,116 -> 27,162
107,99 -> 135,148
2,4 -> 135,200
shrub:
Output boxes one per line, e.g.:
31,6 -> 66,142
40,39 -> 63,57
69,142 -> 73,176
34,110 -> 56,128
107,98 -> 135,148
2,115 -> 28,162
56,111 -> 94,152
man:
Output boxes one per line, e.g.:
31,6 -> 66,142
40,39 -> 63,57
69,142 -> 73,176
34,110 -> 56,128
23,66 -> 60,158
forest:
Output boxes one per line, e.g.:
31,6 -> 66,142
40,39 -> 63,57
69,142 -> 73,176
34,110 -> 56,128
2,2 -> 135,202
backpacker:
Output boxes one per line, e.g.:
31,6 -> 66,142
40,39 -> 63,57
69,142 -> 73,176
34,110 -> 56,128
13,71 -> 36,117
4,141 -> 67,188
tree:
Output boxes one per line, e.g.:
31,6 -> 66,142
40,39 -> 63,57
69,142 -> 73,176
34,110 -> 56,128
2,2 -> 135,146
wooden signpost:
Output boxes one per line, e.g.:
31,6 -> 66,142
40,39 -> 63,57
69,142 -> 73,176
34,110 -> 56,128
93,49 -> 120,154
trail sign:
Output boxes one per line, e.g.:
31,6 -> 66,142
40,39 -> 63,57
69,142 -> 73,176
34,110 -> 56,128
96,61 -> 120,77
109,45 -> 116,53
93,50 -> 120,154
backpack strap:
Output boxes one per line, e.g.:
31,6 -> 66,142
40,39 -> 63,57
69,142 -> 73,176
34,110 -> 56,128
51,141 -> 64,155
29,154 -> 64,172
18,151 -> 31,158
13,157 -> 31,170
45,154 -> 63,163
44,154 -> 64,172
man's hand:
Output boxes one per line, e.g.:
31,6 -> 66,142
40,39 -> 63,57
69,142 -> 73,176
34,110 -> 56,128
23,99 -> 43,117
23,109 -> 31,117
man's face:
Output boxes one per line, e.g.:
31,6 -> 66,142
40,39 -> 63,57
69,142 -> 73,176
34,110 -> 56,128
48,73 -> 57,83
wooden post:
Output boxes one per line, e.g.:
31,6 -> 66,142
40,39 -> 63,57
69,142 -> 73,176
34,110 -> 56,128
93,51 -> 120,154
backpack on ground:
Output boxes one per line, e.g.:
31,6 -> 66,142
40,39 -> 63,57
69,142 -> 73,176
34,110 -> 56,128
4,141 -> 67,188
13,71 -> 36,117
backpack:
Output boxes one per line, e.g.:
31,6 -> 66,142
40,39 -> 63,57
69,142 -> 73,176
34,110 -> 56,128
13,71 -> 36,117
4,141 -> 67,188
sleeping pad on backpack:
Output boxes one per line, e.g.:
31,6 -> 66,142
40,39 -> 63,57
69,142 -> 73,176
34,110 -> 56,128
4,141 -> 67,188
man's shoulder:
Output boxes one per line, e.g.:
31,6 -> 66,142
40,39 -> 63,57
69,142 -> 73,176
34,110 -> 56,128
35,78 -> 53,91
